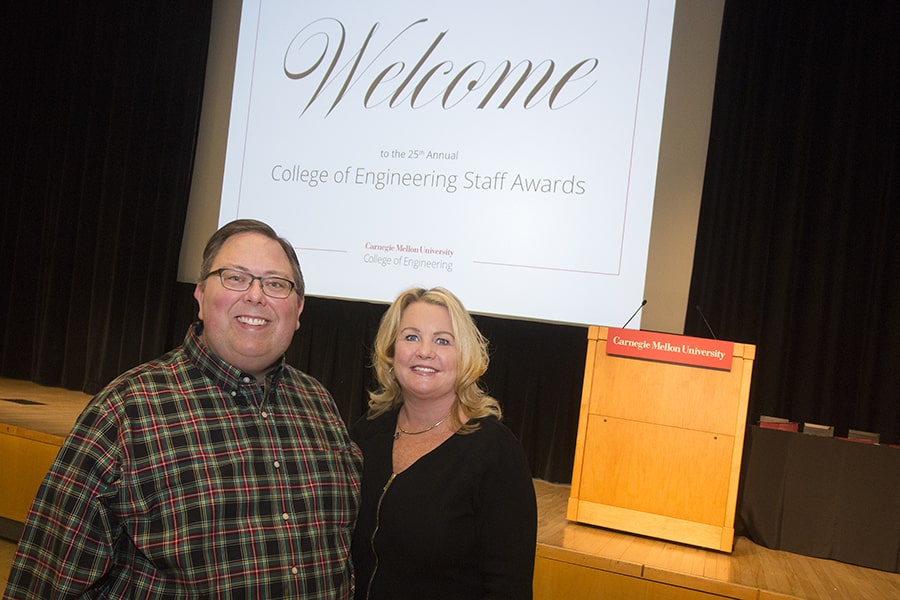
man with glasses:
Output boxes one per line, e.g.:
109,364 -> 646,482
4,220 -> 363,599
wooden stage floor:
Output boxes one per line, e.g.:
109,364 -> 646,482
533,480 -> 900,599
2,377 -> 899,599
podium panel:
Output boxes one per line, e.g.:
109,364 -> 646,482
568,326 -> 755,552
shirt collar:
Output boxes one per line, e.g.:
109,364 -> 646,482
184,321 -> 286,396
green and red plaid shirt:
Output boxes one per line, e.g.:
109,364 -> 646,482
4,323 -> 363,599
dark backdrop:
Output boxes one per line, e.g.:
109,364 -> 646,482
2,2 -> 898,484
683,2 -> 900,449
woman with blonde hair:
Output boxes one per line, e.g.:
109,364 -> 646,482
351,287 -> 537,600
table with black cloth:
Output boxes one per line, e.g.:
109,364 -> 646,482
739,425 -> 900,573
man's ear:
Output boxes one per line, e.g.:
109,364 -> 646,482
193,283 -> 205,320
295,296 -> 305,330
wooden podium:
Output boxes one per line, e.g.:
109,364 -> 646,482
567,326 -> 755,552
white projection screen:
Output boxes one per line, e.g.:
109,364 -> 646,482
180,0 -> 725,332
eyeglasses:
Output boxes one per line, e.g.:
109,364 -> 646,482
207,268 -> 296,299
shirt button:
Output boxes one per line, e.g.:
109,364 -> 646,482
273,460 -> 281,468
242,376 -> 252,383
230,391 -> 237,397
291,567 -> 299,575
261,411 -> 269,418
282,513 -> 290,521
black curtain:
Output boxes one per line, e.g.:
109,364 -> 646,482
685,2 -> 900,445
2,2 -> 898,489
0,3 -> 213,392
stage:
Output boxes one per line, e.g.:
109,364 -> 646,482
532,479 -> 900,599
2,378 -> 899,598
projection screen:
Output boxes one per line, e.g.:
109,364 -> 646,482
180,0 -> 724,331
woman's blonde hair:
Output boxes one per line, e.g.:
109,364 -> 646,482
367,287 -> 501,433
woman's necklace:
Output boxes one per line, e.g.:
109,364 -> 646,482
393,412 -> 451,440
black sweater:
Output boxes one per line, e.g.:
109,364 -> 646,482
351,411 -> 537,600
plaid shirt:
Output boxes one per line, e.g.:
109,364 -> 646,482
4,323 -> 362,599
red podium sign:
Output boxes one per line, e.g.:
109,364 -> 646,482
606,328 -> 734,371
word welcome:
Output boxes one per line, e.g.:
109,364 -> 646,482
283,18 -> 598,116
